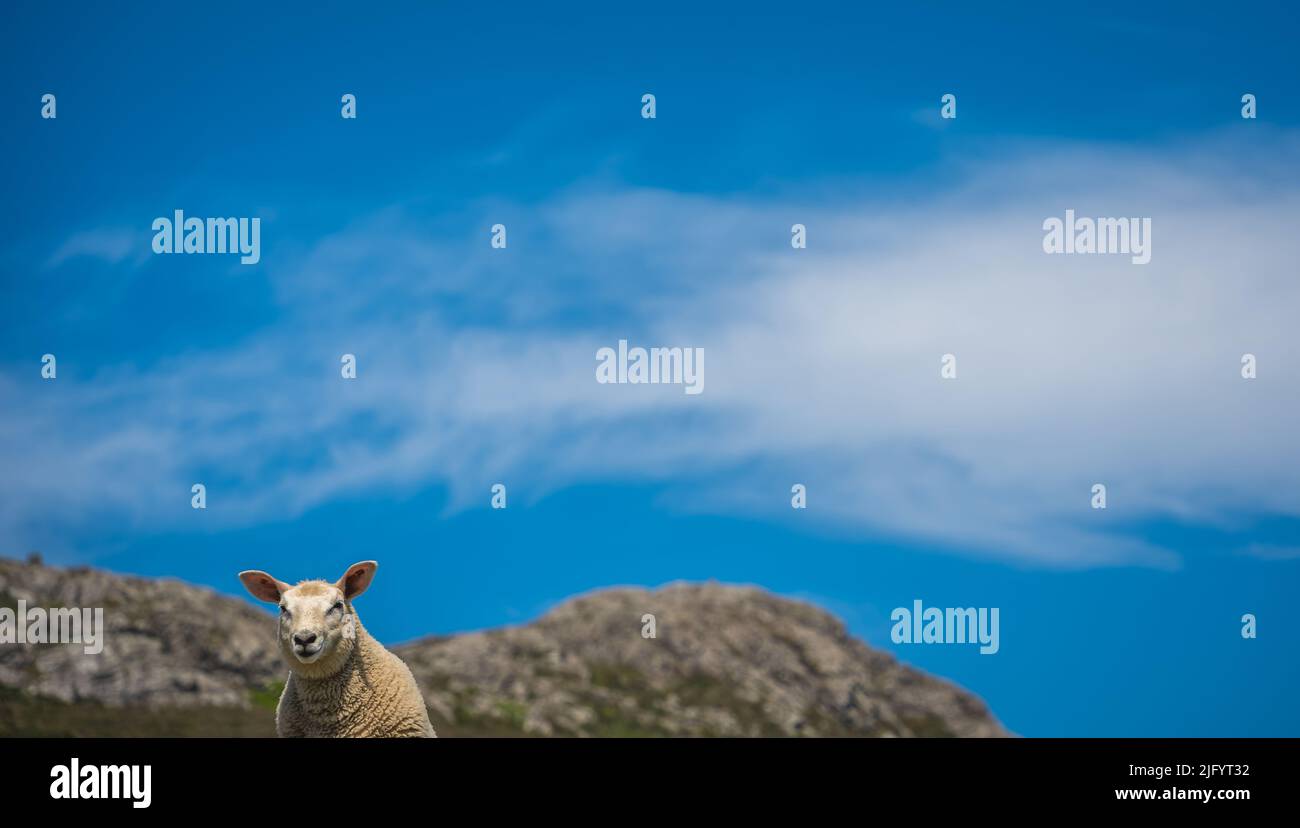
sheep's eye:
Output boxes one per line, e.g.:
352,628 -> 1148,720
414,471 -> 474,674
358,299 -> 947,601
331,602 -> 344,613
279,605 -> 289,616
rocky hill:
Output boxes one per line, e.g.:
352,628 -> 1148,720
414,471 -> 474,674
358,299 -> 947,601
0,556 -> 1005,737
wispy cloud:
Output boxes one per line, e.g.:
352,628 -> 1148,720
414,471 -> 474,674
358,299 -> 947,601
45,227 -> 143,269
5,132 -> 1299,568
1239,544 -> 1300,561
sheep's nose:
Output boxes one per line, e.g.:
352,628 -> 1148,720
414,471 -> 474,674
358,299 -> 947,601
293,632 -> 317,647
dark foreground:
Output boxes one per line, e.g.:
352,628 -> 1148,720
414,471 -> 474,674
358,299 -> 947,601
2,737 -> 1284,815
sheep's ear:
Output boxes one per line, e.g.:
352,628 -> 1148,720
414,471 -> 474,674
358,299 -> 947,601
337,561 -> 378,601
239,570 -> 290,603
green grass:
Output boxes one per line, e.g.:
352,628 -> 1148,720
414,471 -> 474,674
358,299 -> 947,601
248,680 -> 285,712
495,700 -> 528,728
0,666 -> 869,738
0,687 -> 276,737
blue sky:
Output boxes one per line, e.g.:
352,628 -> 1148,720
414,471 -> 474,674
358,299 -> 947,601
2,1 -> 1299,736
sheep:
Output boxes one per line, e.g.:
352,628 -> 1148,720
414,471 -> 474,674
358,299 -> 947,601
238,560 -> 435,738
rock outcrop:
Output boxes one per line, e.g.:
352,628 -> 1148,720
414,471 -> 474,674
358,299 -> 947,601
0,557 -> 1005,737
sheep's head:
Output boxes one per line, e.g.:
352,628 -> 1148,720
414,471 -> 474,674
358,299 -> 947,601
238,561 -> 377,675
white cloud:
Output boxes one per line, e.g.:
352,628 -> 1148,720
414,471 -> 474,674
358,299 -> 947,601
45,228 -> 141,268
1239,545 -> 1300,561
5,133 -> 1299,568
